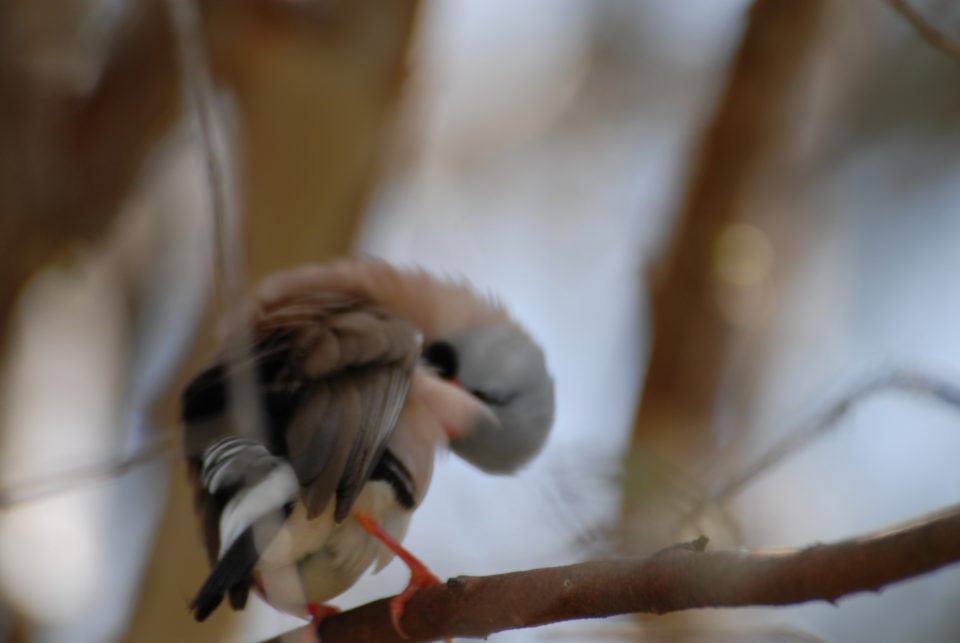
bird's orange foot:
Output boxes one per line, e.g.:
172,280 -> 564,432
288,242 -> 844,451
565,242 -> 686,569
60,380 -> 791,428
355,512 -> 442,639
387,562 -> 441,637
307,602 -> 340,626
303,603 -> 340,643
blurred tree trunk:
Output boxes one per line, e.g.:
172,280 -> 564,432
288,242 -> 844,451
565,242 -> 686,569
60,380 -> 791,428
0,0 -> 180,343
0,0 -> 419,639
0,0 -> 418,336
623,0 -> 831,548
204,0 -> 420,280
121,2 -> 421,643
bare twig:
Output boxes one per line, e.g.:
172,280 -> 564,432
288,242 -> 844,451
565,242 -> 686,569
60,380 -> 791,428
165,0 -> 245,309
548,623 -> 829,643
165,0 -> 312,621
0,435 -> 179,509
887,0 -> 960,60
710,369 -> 960,505
260,504 -> 960,643
165,0 -> 262,440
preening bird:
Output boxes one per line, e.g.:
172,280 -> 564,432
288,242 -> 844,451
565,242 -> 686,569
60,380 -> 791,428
180,259 -> 554,632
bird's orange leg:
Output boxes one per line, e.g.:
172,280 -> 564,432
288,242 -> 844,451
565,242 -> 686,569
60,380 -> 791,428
304,603 -> 340,643
307,602 -> 340,623
354,512 -> 442,638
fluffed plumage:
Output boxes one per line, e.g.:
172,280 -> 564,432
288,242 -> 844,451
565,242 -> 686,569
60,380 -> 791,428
181,259 -> 554,622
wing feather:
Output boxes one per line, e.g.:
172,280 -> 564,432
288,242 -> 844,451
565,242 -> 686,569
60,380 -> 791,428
182,292 -> 420,555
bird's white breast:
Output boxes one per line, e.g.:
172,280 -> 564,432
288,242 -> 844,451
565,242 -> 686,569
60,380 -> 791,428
252,480 -> 411,615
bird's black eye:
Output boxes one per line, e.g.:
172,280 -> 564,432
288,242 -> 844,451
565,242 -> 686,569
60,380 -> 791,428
423,341 -> 459,380
470,389 -> 515,407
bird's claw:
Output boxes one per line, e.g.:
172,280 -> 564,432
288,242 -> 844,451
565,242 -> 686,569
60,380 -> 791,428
354,512 -> 445,639
307,602 -> 340,623
388,567 -> 441,638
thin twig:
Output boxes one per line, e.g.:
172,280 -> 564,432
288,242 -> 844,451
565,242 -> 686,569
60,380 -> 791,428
887,0 -> 960,60
164,0 -> 263,439
261,503 -> 960,643
165,0 -> 306,616
165,0 -> 245,308
548,623 -> 829,643
710,369 -> 960,506
0,435 -> 179,509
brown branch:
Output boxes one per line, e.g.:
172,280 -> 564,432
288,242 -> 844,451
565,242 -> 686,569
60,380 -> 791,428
629,0 -> 829,457
262,504 -> 960,643
887,0 -> 960,60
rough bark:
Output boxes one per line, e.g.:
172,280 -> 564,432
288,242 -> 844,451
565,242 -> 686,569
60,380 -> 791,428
261,504 -> 960,643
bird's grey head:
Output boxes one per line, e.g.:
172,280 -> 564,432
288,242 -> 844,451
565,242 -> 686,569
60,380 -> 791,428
424,325 -> 555,474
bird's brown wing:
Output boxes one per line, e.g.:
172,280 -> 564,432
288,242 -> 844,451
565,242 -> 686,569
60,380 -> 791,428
182,291 -> 421,524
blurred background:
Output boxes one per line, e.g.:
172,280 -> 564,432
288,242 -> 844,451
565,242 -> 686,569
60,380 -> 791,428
1,0 -> 960,641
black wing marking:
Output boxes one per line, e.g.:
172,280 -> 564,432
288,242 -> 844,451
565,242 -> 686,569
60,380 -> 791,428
189,527 -> 258,622
181,295 -> 420,621
370,449 -> 415,510
188,502 -> 291,623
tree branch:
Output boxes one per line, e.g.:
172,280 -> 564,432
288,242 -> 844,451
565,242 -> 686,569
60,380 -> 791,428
887,0 -> 960,60
709,369 -> 960,506
263,504 -> 960,643
0,435 -> 178,509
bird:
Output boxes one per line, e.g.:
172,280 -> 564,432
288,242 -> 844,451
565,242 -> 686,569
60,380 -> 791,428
180,258 -> 555,635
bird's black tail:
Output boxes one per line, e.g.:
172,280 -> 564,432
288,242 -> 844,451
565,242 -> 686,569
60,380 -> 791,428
189,528 -> 258,621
